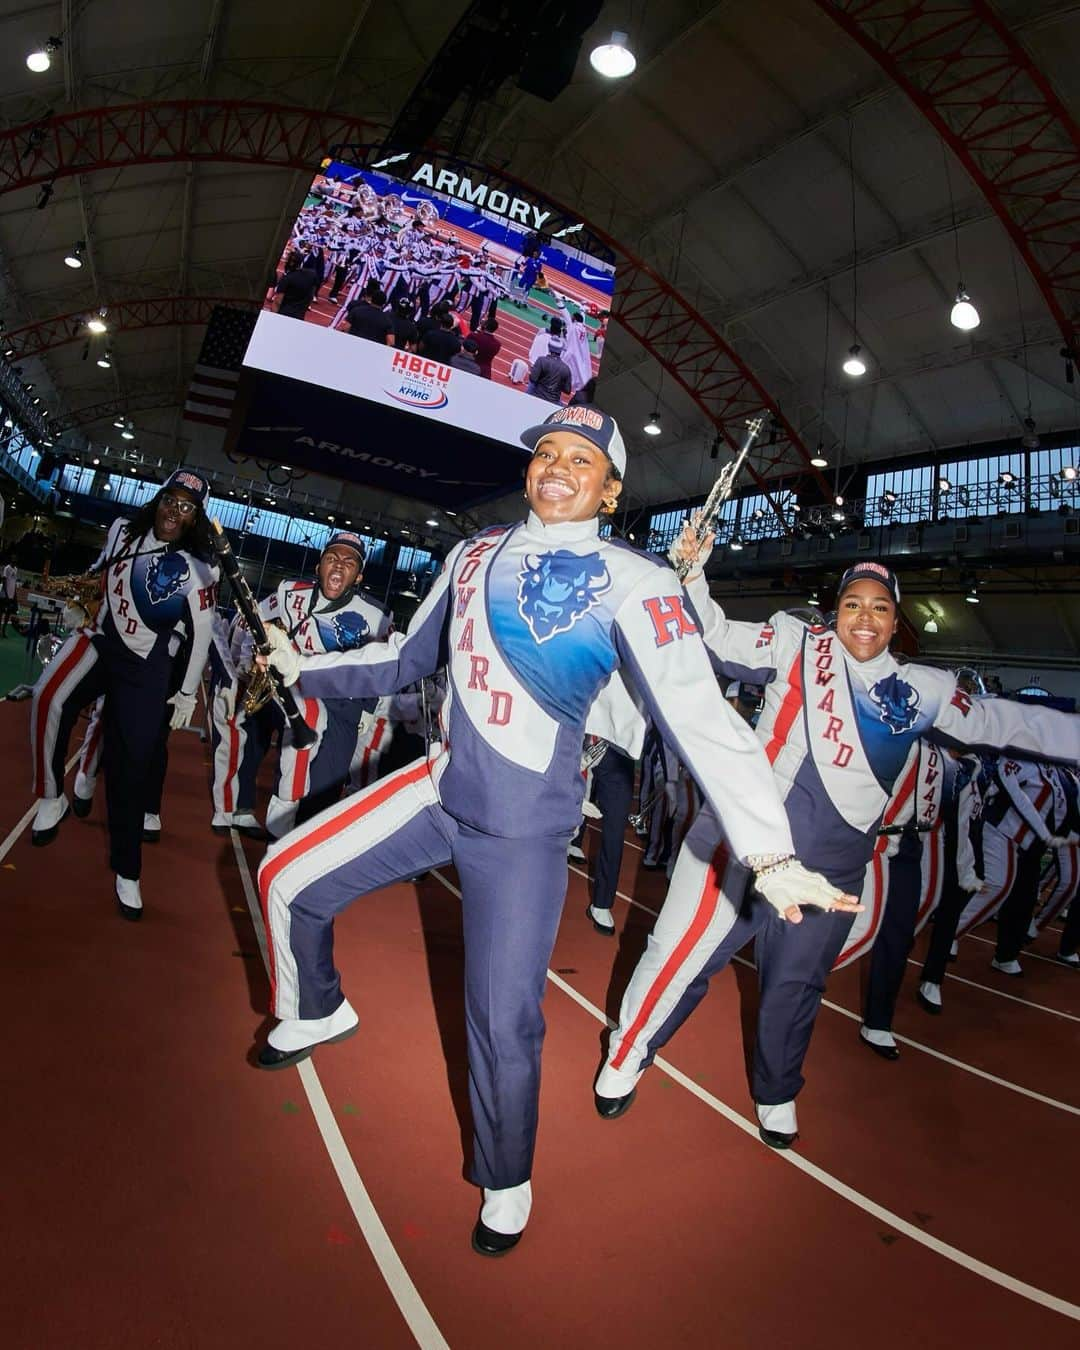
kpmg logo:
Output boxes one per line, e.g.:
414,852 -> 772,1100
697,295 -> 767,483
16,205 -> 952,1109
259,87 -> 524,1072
384,351 -> 451,410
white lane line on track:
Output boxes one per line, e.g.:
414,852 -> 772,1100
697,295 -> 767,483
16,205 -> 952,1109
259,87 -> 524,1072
963,932 -> 1064,966
904,959 -> 1080,1022
429,867 -> 1080,1322
230,834 -> 450,1350
0,752 -> 82,866
567,866 -> 1080,1114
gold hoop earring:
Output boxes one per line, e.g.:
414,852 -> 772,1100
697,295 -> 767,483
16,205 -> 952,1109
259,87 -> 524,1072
603,499 -> 617,515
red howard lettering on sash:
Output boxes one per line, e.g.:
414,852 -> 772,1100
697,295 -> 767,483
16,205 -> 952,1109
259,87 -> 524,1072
458,541 -> 498,586
951,688 -> 972,716
124,619 -> 138,635
455,585 -> 475,618
117,599 -> 130,618
457,618 -> 475,652
642,595 -> 698,647
198,586 -> 214,611
488,691 -> 512,726
468,654 -> 489,691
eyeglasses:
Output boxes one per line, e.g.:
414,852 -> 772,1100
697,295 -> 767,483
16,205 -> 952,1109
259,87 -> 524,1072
160,492 -> 197,517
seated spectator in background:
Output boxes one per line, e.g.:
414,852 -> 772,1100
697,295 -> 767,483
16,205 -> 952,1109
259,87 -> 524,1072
527,340 -> 573,404
570,377 -> 598,407
450,338 -> 483,376
469,317 -> 501,379
275,251 -> 320,320
420,313 -> 463,363
346,286 -> 394,345
391,297 -> 420,351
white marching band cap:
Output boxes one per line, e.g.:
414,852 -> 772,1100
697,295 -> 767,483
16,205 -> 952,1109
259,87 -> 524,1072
520,405 -> 627,478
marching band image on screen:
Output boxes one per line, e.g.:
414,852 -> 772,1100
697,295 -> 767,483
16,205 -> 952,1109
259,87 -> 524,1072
263,159 -> 615,407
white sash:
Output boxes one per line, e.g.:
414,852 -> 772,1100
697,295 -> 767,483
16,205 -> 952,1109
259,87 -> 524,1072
801,630 -> 889,830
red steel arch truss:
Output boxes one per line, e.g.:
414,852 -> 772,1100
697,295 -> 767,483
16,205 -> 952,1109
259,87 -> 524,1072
817,0 -> 1080,349
0,99 -> 826,500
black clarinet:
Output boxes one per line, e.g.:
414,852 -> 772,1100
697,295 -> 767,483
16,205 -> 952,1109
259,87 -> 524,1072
209,519 -> 317,749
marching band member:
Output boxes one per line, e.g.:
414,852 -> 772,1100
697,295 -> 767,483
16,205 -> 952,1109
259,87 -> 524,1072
256,531 -> 391,838
954,755 -> 1066,974
594,535 -> 1080,1150
29,470 -> 218,919
207,611 -> 266,838
1027,765 -> 1080,943
255,405 -> 851,1256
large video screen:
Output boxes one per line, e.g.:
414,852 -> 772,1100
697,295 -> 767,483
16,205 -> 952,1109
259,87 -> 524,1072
261,159 -> 615,403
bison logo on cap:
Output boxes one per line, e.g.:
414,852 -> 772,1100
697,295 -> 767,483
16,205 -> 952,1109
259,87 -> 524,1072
517,550 -> 611,643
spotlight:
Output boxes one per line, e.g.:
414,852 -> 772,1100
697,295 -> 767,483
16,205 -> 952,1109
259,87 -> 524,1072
589,31 -> 637,79
1061,466 -> 1078,482
842,344 -> 866,377
86,308 -> 108,335
26,37 -> 61,73
950,286 -> 980,331
965,586 -> 980,604
425,517 -> 438,527
729,535 -> 744,552
3,415 -> 13,429
1020,417 -> 1040,450
938,476 -> 951,493
97,351 -> 112,369
924,617 -> 939,634
120,420 -> 134,440
64,241 -> 85,269
643,410 -> 661,436
883,489 -> 897,503
91,456 -> 100,465
998,470 -> 1016,488
810,445 -> 828,469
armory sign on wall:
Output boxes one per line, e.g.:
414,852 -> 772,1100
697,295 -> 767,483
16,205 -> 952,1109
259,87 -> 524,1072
409,162 -> 553,231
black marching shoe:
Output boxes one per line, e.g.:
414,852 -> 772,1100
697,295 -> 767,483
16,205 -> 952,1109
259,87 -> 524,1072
31,803 -> 70,846
594,1087 -> 636,1120
859,1030 -> 900,1061
471,1220 -> 522,1258
71,794 -> 93,819
758,1124 -> 798,1150
255,1020 -> 359,1071
585,903 -> 616,936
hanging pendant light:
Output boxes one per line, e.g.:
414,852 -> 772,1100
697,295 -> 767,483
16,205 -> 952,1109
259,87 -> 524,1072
842,344 -> 866,377
950,285 -> 980,331
589,31 -> 636,79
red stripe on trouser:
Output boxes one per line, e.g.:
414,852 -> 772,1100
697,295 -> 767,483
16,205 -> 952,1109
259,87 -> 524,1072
610,842 -> 730,1071
258,759 -> 432,1009
765,654 -> 802,765
959,842 -> 1016,936
1014,783 -> 1051,847
1039,847 -> 1077,928
224,719 -> 240,813
359,717 -> 387,788
289,698 -> 320,800
32,634 -> 91,795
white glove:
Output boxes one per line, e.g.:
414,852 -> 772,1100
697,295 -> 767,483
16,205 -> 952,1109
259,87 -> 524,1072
215,683 -> 237,721
169,690 -> 198,730
958,869 -> 981,893
581,798 -> 603,819
753,860 -> 863,923
669,517 -> 715,582
1047,835 -> 1070,849
263,625 -> 301,687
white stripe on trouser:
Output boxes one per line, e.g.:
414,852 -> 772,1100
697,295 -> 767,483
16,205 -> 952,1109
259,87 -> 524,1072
1036,843 -> 1079,931
76,695 -> 105,788
259,763 -> 441,1020
913,830 -> 944,937
276,697 -> 328,802
597,803 -> 747,1097
349,715 -> 392,792
833,851 -> 887,971
957,824 -> 1016,936
211,695 -> 246,815
31,633 -> 99,798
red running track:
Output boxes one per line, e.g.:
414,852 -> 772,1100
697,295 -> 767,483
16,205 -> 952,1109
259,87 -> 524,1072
1,701 -> 1077,1349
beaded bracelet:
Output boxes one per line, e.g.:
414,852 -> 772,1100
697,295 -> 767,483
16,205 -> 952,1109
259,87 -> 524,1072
746,853 -> 795,880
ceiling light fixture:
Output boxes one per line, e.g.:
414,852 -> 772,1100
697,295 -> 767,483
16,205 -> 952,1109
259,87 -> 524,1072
64,240 -> 86,269
842,343 -> 866,377
1061,466 -> 1078,482
924,617 -> 939,633
26,37 -> 61,73
938,476 -> 952,493
120,419 -> 135,441
643,410 -> 661,436
86,308 -> 108,335
1020,416 -> 1040,450
729,535 -> 743,552
950,285 -> 980,331
589,30 -> 636,79
96,350 -> 112,369
810,443 -> 828,469
113,415 -> 125,428
965,585 -> 980,604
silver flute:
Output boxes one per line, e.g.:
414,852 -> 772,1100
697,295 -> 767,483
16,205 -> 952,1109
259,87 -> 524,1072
669,415 -> 765,581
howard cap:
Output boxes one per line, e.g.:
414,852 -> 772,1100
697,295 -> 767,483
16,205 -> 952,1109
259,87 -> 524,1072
520,404 -> 627,478
163,468 -> 210,509
837,561 -> 900,606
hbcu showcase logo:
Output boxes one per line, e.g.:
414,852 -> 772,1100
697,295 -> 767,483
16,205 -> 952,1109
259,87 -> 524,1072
384,351 -> 451,410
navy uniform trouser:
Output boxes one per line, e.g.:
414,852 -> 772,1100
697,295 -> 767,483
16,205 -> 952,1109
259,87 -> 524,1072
590,748 -> 635,911
862,832 -> 922,1032
994,844 -> 1045,963
31,628 -> 172,878
259,758 -> 571,1190
295,698 -> 370,828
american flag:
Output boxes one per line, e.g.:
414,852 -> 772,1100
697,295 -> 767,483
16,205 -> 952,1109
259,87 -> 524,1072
182,305 -> 258,428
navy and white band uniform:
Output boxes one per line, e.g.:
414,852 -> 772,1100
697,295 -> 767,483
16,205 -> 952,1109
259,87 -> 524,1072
257,404 -> 850,1252
208,611 -> 268,835
29,470 -> 217,915
254,532 -> 391,837
595,542 -> 1080,1146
